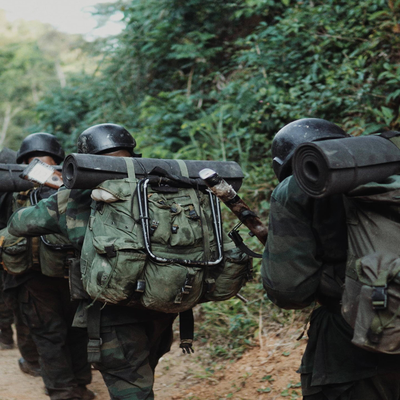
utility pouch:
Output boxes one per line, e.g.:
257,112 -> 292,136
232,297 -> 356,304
0,227 -> 32,275
342,253 -> 400,354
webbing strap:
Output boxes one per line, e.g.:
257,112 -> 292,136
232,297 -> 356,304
176,159 -> 188,178
86,301 -> 103,363
124,158 -> 140,221
124,157 -> 136,180
176,159 -> 211,260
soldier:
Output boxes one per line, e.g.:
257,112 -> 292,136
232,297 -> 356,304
4,133 -> 93,400
8,123 -> 176,400
261,118 -> 400,400
0,148 -> 40,374
0,179 -> 15,350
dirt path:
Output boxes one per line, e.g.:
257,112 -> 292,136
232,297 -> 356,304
0,326 -> 306,400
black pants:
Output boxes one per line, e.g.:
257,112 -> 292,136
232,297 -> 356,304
19,275 -> 91,400
303,372 -> 400,400
2,281 -> 39,364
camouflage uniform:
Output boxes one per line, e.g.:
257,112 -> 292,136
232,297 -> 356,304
9,187 -> 176,400
261,176 -> 400,400
6,187 -> 92,400
0,192 -> 15,348
0,191 -> 40,365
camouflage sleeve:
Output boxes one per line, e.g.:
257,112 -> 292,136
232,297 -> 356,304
8,189 -> 66,237
261,181 -> 321,309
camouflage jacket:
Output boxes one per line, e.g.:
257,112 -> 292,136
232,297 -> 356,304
8,187 -> 92,252
261,175 -> 348,309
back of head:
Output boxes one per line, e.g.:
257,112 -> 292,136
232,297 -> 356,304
77,123 -> 137,155
16,132 -> 65,164
272,118 -> 347,182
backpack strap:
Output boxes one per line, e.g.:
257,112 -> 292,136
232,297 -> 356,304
176,159 -> 212,260
176,159 -> 188,178
86,301 -> 103,363
123,157 -> 136,180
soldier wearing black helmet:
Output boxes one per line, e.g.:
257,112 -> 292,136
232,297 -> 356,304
3,133 -> 93,400
8,123 -> 176,400
261,118 -> 400,399
0,148 -> 39,368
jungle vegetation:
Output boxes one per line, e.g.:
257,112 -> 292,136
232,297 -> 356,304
1,0 -> 400,359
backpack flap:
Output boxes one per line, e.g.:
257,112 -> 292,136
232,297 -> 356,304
140,260 -> 205,313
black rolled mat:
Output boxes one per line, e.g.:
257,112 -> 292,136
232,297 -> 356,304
0,164 -> 34,192
62,153 -> 244,191
292,135 -> 400,198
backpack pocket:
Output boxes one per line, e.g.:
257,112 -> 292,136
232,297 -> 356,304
147,192 -> 206,247
0,228 -> 32,275
140,259 -> 204,313
203,247 -> 252,302
84,236 -> 147,304
342,253 -> 400,354
39,234 -> 73,278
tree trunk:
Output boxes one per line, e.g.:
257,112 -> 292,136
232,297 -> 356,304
0,103 -> 22,149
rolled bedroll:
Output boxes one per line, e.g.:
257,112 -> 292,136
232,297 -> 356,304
292,135 -> 400,198
0,162 -> 64,192
62,153 -> 244,191
0,164 -> 34,192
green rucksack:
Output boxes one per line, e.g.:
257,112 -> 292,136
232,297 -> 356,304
80,158 -> 252,313
341,175 -> 400,354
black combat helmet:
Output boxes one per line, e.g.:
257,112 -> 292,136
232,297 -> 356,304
272,118 -> 347,182
77,123 -> 139,156
16,133 -> 65,164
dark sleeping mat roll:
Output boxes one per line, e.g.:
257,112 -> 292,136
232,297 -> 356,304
62,153 -> 244,192
292,135 -> 400,198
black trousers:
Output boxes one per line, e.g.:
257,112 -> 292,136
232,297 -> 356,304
19,275 -> 91,400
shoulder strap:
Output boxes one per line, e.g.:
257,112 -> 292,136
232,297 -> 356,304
86,301 -> 103,363
124,157 -> 136,180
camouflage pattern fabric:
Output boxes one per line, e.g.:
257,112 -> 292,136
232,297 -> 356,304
261,175 -> 400,399
8,188 -> 92,252
94,315 -> 175,400
8,188 -> 92,400
0,185 -> 39,361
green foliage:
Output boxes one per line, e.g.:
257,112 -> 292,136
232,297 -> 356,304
0,13 -> 88,150
194,267 -> 299,360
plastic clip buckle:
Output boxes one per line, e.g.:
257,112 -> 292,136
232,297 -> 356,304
372,285 -> 387,310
